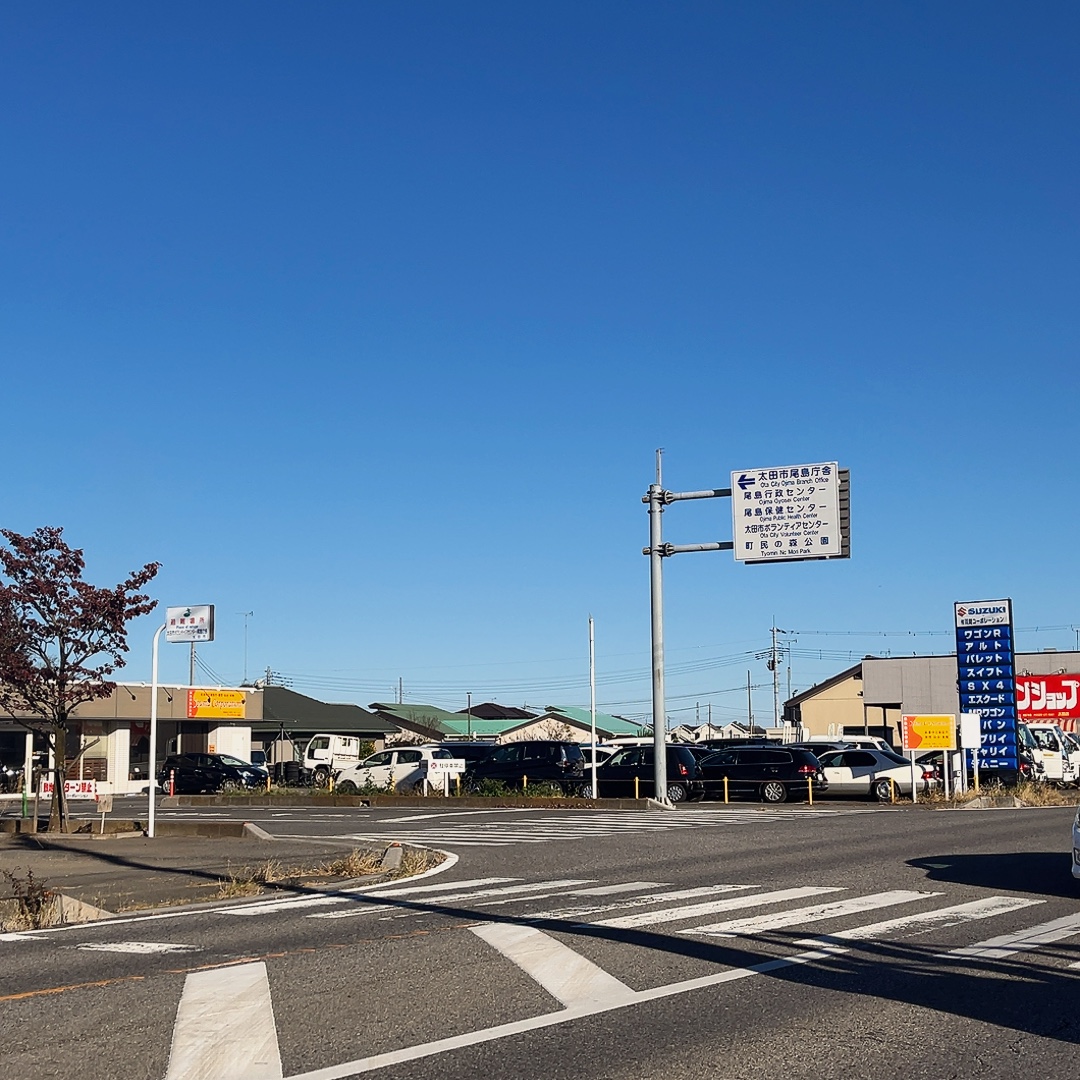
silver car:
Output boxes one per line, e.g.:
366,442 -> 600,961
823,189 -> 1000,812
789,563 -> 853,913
816,748 -> 935,800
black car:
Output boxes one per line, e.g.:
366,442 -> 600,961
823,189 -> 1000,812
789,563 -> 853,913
583,745 -> 704,803
462,741 -> 585,793
697,746 -> 826,803
158,753 -> 263,794
436,741 -> 498,766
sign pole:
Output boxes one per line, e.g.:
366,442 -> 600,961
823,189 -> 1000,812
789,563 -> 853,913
148,623 -> 166,838
647,479 -> 669,804
909,751 -> 917,804
589,615 -> 597,800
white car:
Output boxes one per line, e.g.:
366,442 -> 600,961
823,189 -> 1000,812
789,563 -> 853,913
815,748 -> 935,801
1073,807 -> 1080,882
335,746 -> 455,794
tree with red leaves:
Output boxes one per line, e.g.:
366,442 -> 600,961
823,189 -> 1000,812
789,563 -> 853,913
0,527 -> 160,831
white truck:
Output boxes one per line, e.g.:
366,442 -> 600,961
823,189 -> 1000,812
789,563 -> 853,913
301,734 -> 364,788
1025,723 -> 1079,787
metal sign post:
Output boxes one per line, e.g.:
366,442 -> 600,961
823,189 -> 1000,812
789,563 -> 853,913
643,458 -> 849,806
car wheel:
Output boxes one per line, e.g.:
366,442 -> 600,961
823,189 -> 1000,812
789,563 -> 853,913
666,783 -> 688,804
219,779 -> 240,794
336,780 -> 357,795
761,781 -> 787,804
312,767 -> 330,789
872,778 -> 894,802
580,783 -> 595,798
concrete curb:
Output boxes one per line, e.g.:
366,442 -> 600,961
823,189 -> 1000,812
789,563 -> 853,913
161,794 -> 652,810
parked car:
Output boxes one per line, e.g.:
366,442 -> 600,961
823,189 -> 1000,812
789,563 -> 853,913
696,746 -> 825,804
158,753 -> 263,794
435,741 -> 498,765
248,749 -> 270,780
801,734 -> 895,753
815,748 -> 934,800
580,745 -> 703,803
787,740 -> 855,758
580,745 -> 617,768
463,740 -> 585,794
336,746 -> 457,794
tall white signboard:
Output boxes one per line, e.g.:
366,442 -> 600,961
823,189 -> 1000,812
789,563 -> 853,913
165,605 -> 215,643
730,462 -> 843,562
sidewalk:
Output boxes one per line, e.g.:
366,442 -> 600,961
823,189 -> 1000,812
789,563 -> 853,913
0,828 -> 384,915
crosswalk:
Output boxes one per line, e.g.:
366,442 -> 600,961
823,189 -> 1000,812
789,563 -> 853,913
163,872 -> 1080,1078
307,805 -> 894,847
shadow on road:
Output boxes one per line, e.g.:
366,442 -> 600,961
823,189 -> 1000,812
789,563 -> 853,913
909,851 -> 1078,899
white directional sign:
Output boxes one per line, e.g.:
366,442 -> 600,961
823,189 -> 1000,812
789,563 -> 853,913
731,462 -> 843,562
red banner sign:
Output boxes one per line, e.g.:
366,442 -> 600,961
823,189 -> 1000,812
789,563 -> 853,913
1016,673 -> 1080,730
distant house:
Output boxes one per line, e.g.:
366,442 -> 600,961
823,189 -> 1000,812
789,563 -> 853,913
366,701 -> 651,745
457,702 -> 537,722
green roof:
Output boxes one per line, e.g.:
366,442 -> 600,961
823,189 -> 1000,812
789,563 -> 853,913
543,706 -> 649,737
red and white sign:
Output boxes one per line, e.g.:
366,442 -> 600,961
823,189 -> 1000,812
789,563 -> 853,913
1016,674 -> 1080,730
39,778 -> 98,799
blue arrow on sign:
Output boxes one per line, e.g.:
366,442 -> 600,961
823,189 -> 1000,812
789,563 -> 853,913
737,473 -> 755,491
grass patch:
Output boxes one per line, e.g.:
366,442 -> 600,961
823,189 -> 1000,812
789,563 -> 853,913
1,867 -> 57,931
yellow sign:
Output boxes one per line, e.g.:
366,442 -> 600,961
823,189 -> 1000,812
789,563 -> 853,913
901,714 -> 956,751
187,689 -> 246,719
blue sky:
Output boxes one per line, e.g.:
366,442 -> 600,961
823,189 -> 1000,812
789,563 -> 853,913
2,2 -> 1077,724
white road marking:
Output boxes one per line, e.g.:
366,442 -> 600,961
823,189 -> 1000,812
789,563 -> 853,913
594,886 -> 840,929
166,961 -> 282,1080
76,941 -> 199,954
279,893 -> 1050,1080
794,896 -> 1044,947
686,890 -> 933,937
944,911 -> 1080,960
529,884 -> 758,922
471,923 -> 636,1009
313,879 -> 595,920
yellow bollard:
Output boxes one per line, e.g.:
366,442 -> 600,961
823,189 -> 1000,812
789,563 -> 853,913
456,774 -> 461,795
634,775 -> 639,799
265,774 -> 271,793
723,775 -> 729,804
807,775 -> 813,806
889,777 -> 895,803
523,774 -> 528,792
329,773 -> 334,794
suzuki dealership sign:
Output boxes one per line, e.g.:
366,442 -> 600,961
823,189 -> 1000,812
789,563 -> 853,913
166,605 -> 215,643
954,599 -> 1018,773
730,462 -> 847,562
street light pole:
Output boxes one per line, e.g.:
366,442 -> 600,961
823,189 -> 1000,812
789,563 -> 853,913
148,623 -> 166,838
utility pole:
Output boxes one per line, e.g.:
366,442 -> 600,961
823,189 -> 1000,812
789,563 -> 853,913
747,670 -> 753,726
467,692 -> 472,738
769,625 -> 790,729
237,611 -> 254,683
189,643 -> 195,686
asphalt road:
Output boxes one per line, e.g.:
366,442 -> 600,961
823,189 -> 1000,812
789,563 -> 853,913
2,802 -> 1078,1080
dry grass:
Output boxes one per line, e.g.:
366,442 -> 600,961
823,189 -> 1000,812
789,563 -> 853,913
915,779 -> 1079,808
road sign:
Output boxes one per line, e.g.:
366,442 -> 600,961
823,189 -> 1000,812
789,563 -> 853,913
166,605 -> 215,643
901,714 -> 957,752
427,759 -> 466,776
731,462 -> 845,562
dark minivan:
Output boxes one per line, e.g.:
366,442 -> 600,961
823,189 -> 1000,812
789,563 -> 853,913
583,745 -> 704,803
462,740 -> 585,793
697,746 -> 826,803
158,753 -> 263,794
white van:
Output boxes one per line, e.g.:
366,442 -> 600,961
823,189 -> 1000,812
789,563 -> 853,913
302,734 -> 364,787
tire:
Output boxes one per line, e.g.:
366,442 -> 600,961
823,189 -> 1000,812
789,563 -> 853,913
313,767 -> 330,789
580,783 -> 595,798
219,779 -> 240,794
872,778 -> 894,802
336,780 -> 357,795
666,783 -> 688,804
761,780 -> 787,804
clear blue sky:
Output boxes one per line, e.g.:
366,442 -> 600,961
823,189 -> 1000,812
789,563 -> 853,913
2,2 -> 1077,724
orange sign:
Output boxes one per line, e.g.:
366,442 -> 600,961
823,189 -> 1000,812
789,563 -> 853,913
186,689 -> 246,719
901,714 -> 956,751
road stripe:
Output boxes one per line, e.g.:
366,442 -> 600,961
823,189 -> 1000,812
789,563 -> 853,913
593,886 -> 840,929
166,961 -> 282,1080
311,879 -> 595,920
471,924 -> 636,1009
686,890 -> 931,937
792,896 -> 1044,946
528,884 -> 758,921
944,911 -> 1080,960
76,941 -> 200,954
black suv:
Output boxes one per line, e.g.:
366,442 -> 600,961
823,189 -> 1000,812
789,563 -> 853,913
584,745 -> 704,803
462,741 -> 585,793
158,753 -> 263,794
697,746 -> 826,803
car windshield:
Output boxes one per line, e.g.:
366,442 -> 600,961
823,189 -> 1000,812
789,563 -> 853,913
216,755 -> 249,767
